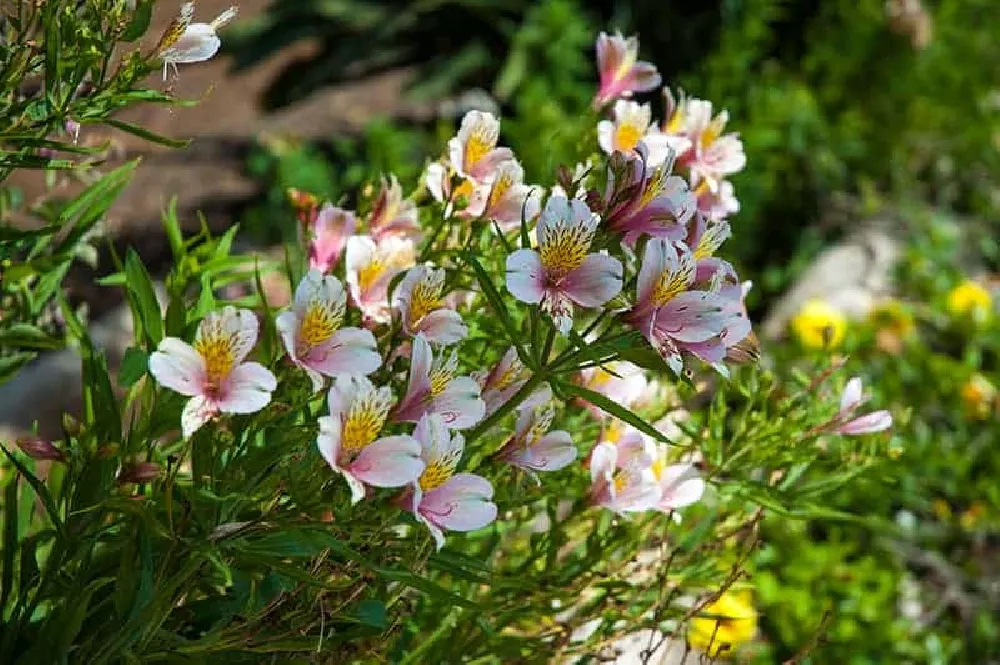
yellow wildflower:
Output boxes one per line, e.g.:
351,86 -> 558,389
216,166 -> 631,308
790,300 -> 847,350
688,588 -> 757,657
946,281 -> 991,319
960,374 -> 996,420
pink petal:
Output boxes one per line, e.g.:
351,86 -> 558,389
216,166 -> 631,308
629,61 -> 661,94
303,327 -> 382,377
417,309 -> 468,346
509,431 -> 577,471
348,435 -> 424,488
840,377 -> 864,414
635,239 -> 670,310
316,415 -> 342,470
839,411 -> 892,435
467,147 -> 514,182
217,361 -> 277,414
658,291 -> 741,343
589,442 -> 618,482
181,395 -> 216,439
505,249 -> 544,304
419,473 -> 497,532
432,376 -> 485,430
562,253 -> 623,307
393,335 -> 433,422
149,337 -> 205,397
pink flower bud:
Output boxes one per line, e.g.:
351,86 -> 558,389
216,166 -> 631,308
117,462 -> 161,484
16,437 -> 66,462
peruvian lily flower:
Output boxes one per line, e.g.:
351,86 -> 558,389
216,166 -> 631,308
393,264 -> 468,346
603,144 -> 696,247
425,161 -> 452,204
465,160 -> 542,232
276,270 -> 381,392
589,440 -> 662,514
309,204 -> 357,273
156,3 -> 237,81
405,414 -> 497,550
697,179 -> 739,221
474,346 -> 531,417
317,375 -> 424,504
369,174 -> 421,243
149,306 -> 276,438
593,31 -> 661,107
685,214 -> 742,300
345,234 -> 416,323
393,334 -> 485,429
598,101 -> 682,168
506,195 -> 623,333
448,111 -> 514,183
497,403 -> 577,481
662,90 -> 746,193
649,445 -> 705,519
625,238 -> 750,375
829,377 -> 893,435
578,360 -> 649,418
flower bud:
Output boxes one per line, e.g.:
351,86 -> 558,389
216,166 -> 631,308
117,461 -> 161,484
16,437 -> 66,462
61,413 -> 81,437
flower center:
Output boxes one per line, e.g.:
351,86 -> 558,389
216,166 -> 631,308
341,397 -> 390,453
408,277 -> 444,329
488,170 -> 515,210
539,225 -> 592,277
429,367 -> 452,397
603,419 -> 624,444
614,121 -> 644,152
653,259 -> 694,307
299,301 -> 342,348
464,127 -> 495,170
695,220 -> 730,260
494,358 -> 525,392
358,259 -> 385,293
194,334 -> 235,388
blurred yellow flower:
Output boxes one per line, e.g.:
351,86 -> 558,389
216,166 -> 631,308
931,498 -> 952,521
946,281 -> 991,319
790,300 -> 846,349
959,502 -> 986,530
688,588 -> 757,657
960,374 -> 996,420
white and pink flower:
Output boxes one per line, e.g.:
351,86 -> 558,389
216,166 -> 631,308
369,174 -> 421,243
505,195 -> 623,333
317,375 -> 424,504
276,270 -> 381,392
392,334 -> 485,430
593,31 -> 661,107
588,440 -> 662,514
149,306 -> 276,438
662,89 -> 746,195
465,160 -> 541,232
625,238 -> 749,375
829,377 -> 893,435
474,346 -> 531,417
598,101 -> 683,168
308,204 -> 357,274
448,111 -> 514,183
345,234 -> 416,323
497,403 -> 577,481
393,264 -> 468,346
405,414 -> 497,550
603,143 -> 696,247
578,360 -> 649,418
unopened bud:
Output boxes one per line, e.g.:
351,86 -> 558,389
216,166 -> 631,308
286,188 -> 320,226
61,413 -> 81,437
16,437 -> 66,462
117,461 -> 161,484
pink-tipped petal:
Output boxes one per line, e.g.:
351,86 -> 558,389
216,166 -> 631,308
348,435 -> 425,488
840,377 -> 864,414
274,311 -> 299,361
149,337 -> 205,396
417,309 -> 468,346
839,411 -> 893,435
420,473 -> 497,532
304,327 -> 382,377
217,362 -> 277,414
505,249 -> 545,304
562,253 -> 624,307
181,395 -> 216,439
433,376 -> 486,430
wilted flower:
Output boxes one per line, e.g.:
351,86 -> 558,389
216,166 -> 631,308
790,299 -> 847,350
506,195 -> 623,333
393,334 -> 485,429
17,437 -> 66,462
308,204 -> 356,274
345,234 -> 416,323
946,280 -> 992,320
687,589 -> 758,657
828,376 -> 893,435
405,414 -> 497,549
593,32 -> 661,107
149,306 -> 277,438
496,403 -> 577,481
156,3 -> 238,81
474,346 -> 531,417
588,440 -> 661,514
393,264 -> 468,346
369,174 -> 421,243
448,111 -> 513,183
465,160 -> 541,232
317,376 -> 424,504
276,270 -> 381,392
626,239 -> 749,375
598,101 -> 680,168
603,144 -> 696,247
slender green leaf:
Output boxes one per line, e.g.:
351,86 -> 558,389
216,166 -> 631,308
104,119 -> 190,149
557,380 -> 673,444
125,249 -> 163,345
118,347 -> 149,387
0,445 -> 64,535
